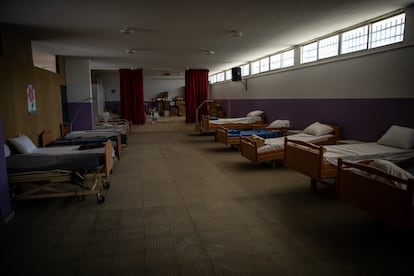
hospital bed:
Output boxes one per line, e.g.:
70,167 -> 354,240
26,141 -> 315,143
215,127 -> 285,147
41,130 -> 123,160
240,122 -> 340,167
336,158 -> 414,229
200,110 -> 266,132
284,125 -> 414,190
6,138 -> 114,203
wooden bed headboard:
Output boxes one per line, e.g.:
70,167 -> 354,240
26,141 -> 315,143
60,123 -> 70,137
40,130 -> 54,147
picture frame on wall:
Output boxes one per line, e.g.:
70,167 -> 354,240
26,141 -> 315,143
27,84 -> 37,115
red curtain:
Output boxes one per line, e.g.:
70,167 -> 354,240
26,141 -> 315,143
185,69 -> 209,123
119,69 -> 146,124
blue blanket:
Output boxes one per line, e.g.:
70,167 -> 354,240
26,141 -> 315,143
227,129 -> 283,138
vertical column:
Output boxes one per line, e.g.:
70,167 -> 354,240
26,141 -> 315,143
0,116 -> 14,223
65,59 -> 94,131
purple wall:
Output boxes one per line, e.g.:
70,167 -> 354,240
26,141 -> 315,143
0,116 -> 13,222
68,102 -> 94,131
105,101 -> 121,114
216,98 -> 414,141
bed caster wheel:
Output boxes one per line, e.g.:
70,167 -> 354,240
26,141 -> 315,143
103,181 -> 110,189
96,193 -> 105,203
77,195 -> 86,202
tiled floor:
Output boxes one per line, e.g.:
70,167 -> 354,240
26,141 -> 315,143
1,127 -> 414,275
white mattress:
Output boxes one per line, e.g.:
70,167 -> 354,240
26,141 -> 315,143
210,116 -> 261,125
94,124 -> 126,133
257,133 -> 333,153
324,142 -> 414,165
65,130 -> 120,138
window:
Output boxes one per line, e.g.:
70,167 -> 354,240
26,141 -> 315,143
251,60 -> 260,75
270,54 -> 281,70
281,49 -> 294,68
241,64 -> 250,76
341,25 -> 368,54
210,11 -> 406,85
225,70 -> 232,80
370,13 -> 405,48
301,42 -> 317,64
318,35 -> 339,59
260,57 -> 269,72
216,72 -> 225,82
210,75 -> 217,84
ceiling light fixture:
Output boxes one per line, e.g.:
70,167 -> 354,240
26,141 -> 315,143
126,49 -> 137,54
231,30 -> 243,37
204,50 -> 214,55
120,27 -> 135,34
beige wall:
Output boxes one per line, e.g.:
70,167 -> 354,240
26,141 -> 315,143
0,25 -> 66,145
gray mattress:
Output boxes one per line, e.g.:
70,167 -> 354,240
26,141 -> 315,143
6,154 -> 103,174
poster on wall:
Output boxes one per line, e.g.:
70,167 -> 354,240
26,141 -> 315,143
27,84 -> 37,115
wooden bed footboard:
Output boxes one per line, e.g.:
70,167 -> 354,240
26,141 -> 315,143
240,137 -> 259,162
337,159 -> 414,228
201,115 -> 210,131
284,138 -> 336,188
215,127 -> 228,144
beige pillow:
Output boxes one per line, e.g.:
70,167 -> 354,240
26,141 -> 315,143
303,122 -> 333,136
377,125 -> 414,149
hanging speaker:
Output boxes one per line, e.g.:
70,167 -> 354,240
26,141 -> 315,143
231,67 -> 242,81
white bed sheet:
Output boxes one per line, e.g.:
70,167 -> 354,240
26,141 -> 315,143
65,130 -> 120,139
324,142 -> 414,166
209,116 -> 261,125
258,133 -> 333,153
94,124 -> 126,133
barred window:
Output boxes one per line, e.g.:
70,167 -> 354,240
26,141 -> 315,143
251,60 -> 260,75
241,64 -> 250,76
270,54 -> 281,70
260,57 -> 269,72
216,72 -> 225,82
210,75 -> 217,84
341,25 -> 368,54
318,35 -> 339,59
301,42 -> 317,64
225,70 -> 232,80
370,13 -> 405,48
282,49 -> 295,68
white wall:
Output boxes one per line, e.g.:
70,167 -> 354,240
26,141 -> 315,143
143,76 -> 185,101
65,59 -> 92,102
211,5 -> 414,100
211,45 -> 414,100
93,71 -> 185,102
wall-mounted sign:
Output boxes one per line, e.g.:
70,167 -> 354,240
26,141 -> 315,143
27,84 -> 37,115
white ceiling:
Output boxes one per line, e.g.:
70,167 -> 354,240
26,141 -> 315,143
1,0 -> 413,75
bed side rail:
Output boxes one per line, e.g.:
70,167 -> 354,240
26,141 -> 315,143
337,159 -> 414,228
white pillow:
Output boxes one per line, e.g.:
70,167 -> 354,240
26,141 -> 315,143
267,119 -> 290,128
246,110 -> 264,117
367,159 -> 413,189
303,122 -> 333,136
369,159 -> 413,180
377,125 -> 414,150
8,134 -> 37,154
4,144 -> 11,158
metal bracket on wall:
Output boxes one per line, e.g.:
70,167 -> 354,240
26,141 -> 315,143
239,79 -> 247,91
